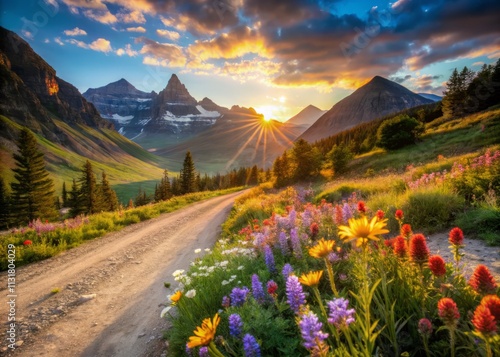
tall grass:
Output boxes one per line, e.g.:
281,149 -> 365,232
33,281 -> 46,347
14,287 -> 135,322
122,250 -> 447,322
0,188 -> 243,270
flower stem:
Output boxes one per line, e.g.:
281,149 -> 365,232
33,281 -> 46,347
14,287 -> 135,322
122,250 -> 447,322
312,286 -> 328,319
324,258 -> 338,296
208,342 -> 226,357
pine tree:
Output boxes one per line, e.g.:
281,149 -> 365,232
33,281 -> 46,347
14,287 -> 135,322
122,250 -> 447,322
69,178 -> 81,217
180,151 -> 197,194
78,160 -> 99,214
62,182 -> 68,207
329,143 -> 354,175
10,128 -> 57,225
291,139 -> 322,181
442,66 -> 474,118
98,171 -> 119,211
249,165 -> 259,185
155,169 -> 172,201
0,177 -> 11,230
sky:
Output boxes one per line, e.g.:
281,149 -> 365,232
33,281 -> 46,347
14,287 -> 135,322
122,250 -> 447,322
1,0 -> 499,121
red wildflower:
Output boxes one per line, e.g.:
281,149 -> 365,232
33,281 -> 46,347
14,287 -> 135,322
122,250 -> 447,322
252,219 -> 259,223
357,201 -> 367,214
262,219 -> 271,226
23,240 -> 32,246
393,236 -> 407,258
285,205 -> 293,213
267,280 -> 278,296
448,227 -> 464,246
472,304 -> 497,335
253,225 -> 260,231
481,295 -> 500,322
395,209 -> 404,221
310,222 -> 319,237
401,224 -> 413,238
469,265 -> 498,295
409,234 -> 430,264
334,204 -> 343,225
384,238 -> 395,248
418,318 -> 433,336
437,297 -> 460,327
376,209 -> 385,220
428,255 -> 447,277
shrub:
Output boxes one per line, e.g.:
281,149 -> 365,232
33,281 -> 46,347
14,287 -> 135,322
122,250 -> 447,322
377,115 -> 424,150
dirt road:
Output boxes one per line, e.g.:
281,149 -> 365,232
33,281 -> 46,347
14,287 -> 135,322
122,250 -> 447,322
0,191 -> 243,357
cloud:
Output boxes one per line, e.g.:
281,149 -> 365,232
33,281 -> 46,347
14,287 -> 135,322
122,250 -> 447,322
64,27 -> 87,36
62,0 -> 107,10
407,74 -> 445,94
117,10 -> 145,23
83,9 -> 118,24
187,26 -> 270,61
116,44 -> 138,57
66,37 -> 112,53
156,29 -> 180,41
55,37 -> 64,46
126,26 -> 146,33
243,0 -> 323,27
221,58 -> 282,82
156,0 -> 241,36
391,74 -> 412,83
137,37 -> 187,67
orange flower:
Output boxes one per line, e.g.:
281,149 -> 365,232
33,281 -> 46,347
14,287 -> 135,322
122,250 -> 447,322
187,313 -> 220,348
409,234 -> 430,264
448,227 -> 464,246
170,291 -> 182,303
299,270 -> 323,287
309,238 -> 335,259
481,295 -> 500,323
428,255 -> 446,277
437,298 -> 460,327
469,265 -> 498,295
472,304 -> 497,335
393,236 -> 407,258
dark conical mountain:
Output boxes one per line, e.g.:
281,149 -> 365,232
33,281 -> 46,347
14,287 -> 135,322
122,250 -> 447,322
299,76 -> 433,142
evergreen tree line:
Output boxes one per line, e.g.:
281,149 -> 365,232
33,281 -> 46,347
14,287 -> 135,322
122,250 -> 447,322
133,151 -> 265,207
442,59 -> 500,119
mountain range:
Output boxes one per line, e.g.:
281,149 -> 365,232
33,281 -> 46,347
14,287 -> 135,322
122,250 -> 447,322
299,76 -> 434,143
1,25 -> 443,187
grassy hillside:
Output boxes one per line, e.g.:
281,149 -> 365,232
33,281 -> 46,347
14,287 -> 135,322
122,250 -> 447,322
0,115 -> 168,203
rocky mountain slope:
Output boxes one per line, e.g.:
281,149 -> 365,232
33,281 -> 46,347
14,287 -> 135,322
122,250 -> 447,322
0,26 -> 164,194
84,74 -> 227,139
299,76 -> 433,142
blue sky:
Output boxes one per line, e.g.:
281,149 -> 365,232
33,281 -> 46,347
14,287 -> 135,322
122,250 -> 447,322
1,0 -> 499,121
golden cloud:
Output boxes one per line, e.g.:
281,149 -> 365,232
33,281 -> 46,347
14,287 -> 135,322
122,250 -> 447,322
89,38 -> 113,52
116,44 -> 138,57
156,29 -> 181,41
138,37 -> 187,67
117,9 -> 146,23
63,27 -> 87,36
126,26 -> 146,33
187,26 -> 270,61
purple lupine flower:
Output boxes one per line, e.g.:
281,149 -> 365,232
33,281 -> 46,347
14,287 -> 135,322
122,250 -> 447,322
252,232 -> 266,248
230,286 -> 250,307
229,313 -> 243,337
263,245 -> 276,273
251,274 -> 266,304
278,231 -> 290,256
282,263 -> 294,280
301,209 -> 312,229
299,311 -> 329,350
222,295 -> 231,308
198,346 -> 209,357
242,334 -> 261,357
342,203 -> 352,221
328,251 -> 340,263
286,275 -> 306,314
327,298 -> 356,328
290,228 -> 302,259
